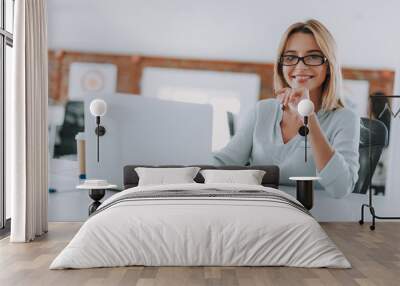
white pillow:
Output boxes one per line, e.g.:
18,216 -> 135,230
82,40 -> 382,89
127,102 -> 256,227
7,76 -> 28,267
200,169 -> 266,185
135,167 -> 200,186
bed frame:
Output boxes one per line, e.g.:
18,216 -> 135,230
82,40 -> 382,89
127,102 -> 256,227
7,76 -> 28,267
123,165 -> 280,189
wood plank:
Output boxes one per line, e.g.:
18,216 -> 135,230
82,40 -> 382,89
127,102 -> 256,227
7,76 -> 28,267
1,222 -> 400,286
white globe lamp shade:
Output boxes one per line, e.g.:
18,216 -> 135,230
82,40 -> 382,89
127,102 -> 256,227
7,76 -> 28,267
297,99 -> 314,117
90,99 -> 107,117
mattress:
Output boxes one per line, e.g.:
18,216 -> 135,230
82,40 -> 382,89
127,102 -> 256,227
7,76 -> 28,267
50,183 -> 350,269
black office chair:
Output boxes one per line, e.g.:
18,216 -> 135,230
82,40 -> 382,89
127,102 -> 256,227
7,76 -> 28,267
54,101 -> 85,157
227,111 -> 235,138
352,117 -> 388,194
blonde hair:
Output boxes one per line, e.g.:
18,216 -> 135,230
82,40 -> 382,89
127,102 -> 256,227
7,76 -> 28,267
273,19 -> 344,111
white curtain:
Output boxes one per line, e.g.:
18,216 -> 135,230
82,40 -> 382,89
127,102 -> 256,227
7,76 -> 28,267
9,0 -> 48,242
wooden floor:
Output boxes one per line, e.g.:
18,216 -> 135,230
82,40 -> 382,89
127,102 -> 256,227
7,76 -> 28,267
1,222 -> 399,286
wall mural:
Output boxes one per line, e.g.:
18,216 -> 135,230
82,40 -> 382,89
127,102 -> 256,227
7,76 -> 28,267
47,50 -> 395,199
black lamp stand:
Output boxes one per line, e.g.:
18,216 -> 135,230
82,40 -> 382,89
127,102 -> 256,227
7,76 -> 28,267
94,116 -> 106,162
298,116 -> 310,162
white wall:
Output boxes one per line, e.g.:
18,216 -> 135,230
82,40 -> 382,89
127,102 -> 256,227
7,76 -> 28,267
47,0 -> 400,221
47,0 -> 400,69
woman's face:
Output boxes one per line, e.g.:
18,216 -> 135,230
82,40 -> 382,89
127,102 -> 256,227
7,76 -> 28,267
282,32 -> 328,93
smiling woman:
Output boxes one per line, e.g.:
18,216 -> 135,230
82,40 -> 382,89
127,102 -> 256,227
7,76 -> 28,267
213,19 -> 360,199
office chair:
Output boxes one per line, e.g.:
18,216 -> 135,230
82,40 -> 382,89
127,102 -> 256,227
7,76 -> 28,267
352,117 -> 388,194
54,101 -> 85,157
227,111 -> 235,138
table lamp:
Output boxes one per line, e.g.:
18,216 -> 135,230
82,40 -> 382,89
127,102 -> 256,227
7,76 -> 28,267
89,99 -> 107,162
297,99 -> 314,162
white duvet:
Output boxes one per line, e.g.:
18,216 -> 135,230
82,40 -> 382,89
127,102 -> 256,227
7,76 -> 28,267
50,183 -> 351,269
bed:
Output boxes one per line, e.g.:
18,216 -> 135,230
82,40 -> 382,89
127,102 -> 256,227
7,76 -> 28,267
50,165 -> 350,269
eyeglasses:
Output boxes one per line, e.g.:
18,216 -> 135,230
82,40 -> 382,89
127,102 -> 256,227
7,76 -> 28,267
280,54 -> 327,66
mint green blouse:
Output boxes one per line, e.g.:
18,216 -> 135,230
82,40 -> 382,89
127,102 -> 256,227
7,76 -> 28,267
213,99 -> 360,198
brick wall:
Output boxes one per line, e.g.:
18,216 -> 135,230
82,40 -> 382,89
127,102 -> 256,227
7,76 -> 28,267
48,50 -> 395,103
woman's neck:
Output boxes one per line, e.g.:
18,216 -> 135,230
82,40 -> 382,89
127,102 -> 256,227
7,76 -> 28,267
309,87 -> 323,113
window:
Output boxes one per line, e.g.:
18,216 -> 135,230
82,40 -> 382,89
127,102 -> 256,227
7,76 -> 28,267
1,0 -> 14,230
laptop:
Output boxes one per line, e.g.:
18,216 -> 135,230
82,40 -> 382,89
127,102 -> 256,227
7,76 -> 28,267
84,93 -> 213,187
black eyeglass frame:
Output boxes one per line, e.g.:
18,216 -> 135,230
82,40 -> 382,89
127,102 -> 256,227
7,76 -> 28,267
279,55 -> 328,66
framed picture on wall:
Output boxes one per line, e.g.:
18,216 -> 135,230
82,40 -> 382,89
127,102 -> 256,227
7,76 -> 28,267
342,79 -> 370,117
68,62 -> 118,100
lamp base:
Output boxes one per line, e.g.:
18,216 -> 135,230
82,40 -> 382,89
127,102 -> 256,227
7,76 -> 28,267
298,126 -> 309,136
296,180 -> 314,210
95,126 -> 106,136
289,176 -> 320,210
